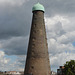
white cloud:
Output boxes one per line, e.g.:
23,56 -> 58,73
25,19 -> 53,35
45,15 -> 68,39
45,14 -> 75,71
0,51 -> 5,58
50,52 -> 75,71
0,51 -> 10,71
45,15 -> 69,26
48,38 -> 75,54
57,31 -> 75,44
0,51 -> 26,71
45,15 -> 75,52
6,55 -> 26,71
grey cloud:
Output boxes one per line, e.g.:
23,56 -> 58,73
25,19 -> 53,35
0,1 -> 32,39
40,0 -> 75,16
0,0 -> 75,56
2,36 -> 29,55
57,31 -> 75,44
0,0 -> 75,71
47,21 -> 66,40
0,0 -> 75,40
51,22 -> 66,36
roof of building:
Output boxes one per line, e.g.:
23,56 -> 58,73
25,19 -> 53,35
32,3 -> 45,12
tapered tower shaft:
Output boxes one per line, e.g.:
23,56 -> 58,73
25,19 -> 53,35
24,3 -> 51,75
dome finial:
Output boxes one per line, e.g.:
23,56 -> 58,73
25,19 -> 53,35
32,3 -> 45,12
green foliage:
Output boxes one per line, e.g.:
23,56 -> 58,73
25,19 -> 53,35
64,60 -> 75,75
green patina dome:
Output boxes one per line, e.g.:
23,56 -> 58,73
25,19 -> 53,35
32,3 -> 45,12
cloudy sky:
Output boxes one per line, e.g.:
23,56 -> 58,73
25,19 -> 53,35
0,0 -> 75,72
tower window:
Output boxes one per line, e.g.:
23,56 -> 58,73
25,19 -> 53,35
31,66 -> 34,69
34,24 -> 36,27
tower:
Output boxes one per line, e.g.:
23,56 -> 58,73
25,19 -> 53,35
24,3 -> 51,75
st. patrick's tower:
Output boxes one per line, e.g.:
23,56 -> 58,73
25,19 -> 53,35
24,3 -> 51,75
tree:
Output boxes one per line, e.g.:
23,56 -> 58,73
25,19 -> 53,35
63,60 -> 75,75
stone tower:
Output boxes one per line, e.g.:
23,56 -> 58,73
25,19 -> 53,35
24,3 -> 51,75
